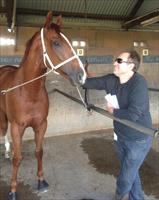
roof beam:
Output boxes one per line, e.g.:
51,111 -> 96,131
127,0 -> 144,19
122,8 -> 159,29
16,8 -> 125,21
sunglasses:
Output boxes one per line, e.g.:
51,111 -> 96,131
115,58 -> 134,64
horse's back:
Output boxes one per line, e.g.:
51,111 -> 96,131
0,65 -> 18,89
0,65 -> 18,76
0,66 -> 17,135
0,65 -> 18,108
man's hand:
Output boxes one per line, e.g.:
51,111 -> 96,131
106,102 -> 114,114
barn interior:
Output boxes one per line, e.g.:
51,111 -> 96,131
0,1 -> 159,200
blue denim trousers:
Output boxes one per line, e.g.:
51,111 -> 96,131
114,136 -> 152,200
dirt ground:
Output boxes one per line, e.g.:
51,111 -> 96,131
0,130 -> 159,200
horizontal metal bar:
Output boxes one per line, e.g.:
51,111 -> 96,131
53,89 -> 159,138
148,88 -> 159,92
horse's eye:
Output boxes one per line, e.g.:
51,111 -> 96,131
53,41 -> 60,47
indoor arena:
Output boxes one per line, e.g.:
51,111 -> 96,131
0,1 -> 159,200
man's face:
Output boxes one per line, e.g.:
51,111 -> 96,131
113,52 -> 134,77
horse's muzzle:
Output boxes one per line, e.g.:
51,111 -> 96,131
69,71 -> 86,86
68,72 -> 83,86
75,71 -> 87,86
77,72 -> 84,84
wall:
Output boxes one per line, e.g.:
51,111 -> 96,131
0,25 -> 159,140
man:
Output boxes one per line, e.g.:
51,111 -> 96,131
83,49 -> 152,200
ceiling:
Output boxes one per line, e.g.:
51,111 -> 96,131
0,0 -> 159,31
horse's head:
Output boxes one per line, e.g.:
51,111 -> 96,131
41,11 -> 86,86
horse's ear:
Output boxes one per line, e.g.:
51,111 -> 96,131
56,15 -> 62,27
44,11 -> 53,28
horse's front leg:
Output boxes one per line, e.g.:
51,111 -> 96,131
8,123 -> 24,200
34,120 -> 49,192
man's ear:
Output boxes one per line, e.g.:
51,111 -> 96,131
130,63 -> 135,71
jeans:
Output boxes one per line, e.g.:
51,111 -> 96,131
114,136 -> 152,200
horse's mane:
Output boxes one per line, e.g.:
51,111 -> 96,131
50,23 -> 61,34
20,31 -> 39,65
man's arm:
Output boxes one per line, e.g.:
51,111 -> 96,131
83,74 -> 115,90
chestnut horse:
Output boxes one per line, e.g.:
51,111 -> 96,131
0,12 -> 86,200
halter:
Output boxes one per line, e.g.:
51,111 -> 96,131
41,28 -> 85,76
1,28 -> 86,95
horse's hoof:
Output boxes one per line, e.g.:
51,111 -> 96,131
38,180 -> 49,193
7,192 -> 17,200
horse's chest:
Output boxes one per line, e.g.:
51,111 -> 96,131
14,105 -> 48,127
8,96 -> 49,125
23,100 -> 48,117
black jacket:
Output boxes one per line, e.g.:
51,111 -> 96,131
83,73 -> 152,141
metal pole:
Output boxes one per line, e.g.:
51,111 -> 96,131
53,89 -> 159,138
148,88 -> 159,92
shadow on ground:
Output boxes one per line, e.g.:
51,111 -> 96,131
81,137 -> 159,199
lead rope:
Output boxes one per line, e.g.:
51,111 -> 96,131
76,86 -> 92,114
76,86 -> 87,108
0,71 -> 51,95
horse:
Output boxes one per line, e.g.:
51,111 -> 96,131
0,11 -> 86,200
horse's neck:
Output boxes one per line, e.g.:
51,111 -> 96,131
18,47 -> 47,91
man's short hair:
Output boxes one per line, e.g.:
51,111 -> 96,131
126,49 -> 141,72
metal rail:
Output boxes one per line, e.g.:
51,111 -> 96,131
148,88 -> 159,92
53,89 -> 159,138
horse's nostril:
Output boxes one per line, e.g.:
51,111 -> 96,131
77,72 -> 83,83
